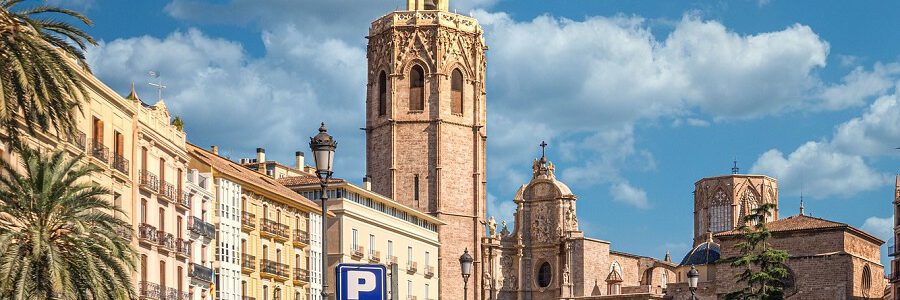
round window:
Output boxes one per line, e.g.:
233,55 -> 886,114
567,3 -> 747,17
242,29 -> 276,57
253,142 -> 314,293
537,262 -> 552,287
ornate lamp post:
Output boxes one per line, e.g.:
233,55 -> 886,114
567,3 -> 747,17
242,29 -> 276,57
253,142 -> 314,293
687,265 -> 700,300
310,122 -> 336,299
459,248 -> 474,300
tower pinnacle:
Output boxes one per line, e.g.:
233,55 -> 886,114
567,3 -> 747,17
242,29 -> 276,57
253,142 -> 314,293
407,0 -> 449,11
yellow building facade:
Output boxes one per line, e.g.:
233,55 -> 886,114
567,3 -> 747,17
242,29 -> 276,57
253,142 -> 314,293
188,144 -> 323,300
281,176 -> 443,300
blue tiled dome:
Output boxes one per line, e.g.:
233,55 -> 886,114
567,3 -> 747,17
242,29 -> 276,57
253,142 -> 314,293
679,240 -> 721,266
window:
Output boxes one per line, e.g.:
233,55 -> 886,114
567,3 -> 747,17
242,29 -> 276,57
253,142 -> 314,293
378,71 -> 387,116
537,262 -> 552,288
409,65 -> 425,111
425,284 -> 430,300
407,280 -> 412,298
451,69 -> 463,115
263,245 -> 268,261
352,229 -> 358,251
177,266 -> 183,294
92,117 -> 104,145
159,158 -> 166,184
263,205 -> 268,220
140,255 -> 147,281
862,265 -> 872,296
177,169 -> 183,197
263,286 -> 268,300
709,190 -> 732,232
159,261 -> 166,289
414,174 -> 420,206
388,240 -> 393,259
369,234 -> 375,254
425,251 -> 430,267
141,147 -> 148,172
276,249 -> 282,264
141,199 -> 147,223
114,131 -> 124,157
177,216 -> 182,237
159,208 -> 165,231
407,246 -> 413,265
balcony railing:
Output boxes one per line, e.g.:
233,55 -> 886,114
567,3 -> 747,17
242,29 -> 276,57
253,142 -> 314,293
260,259 -> 290,279
386,256 -> 398,265
138,223 -> 158,244
294,268 -> 310,283
91,140 -> 109,163
140,170 -> 160,193
157,231 -> 174,251
242,297 -> 256,300
140,281 -> 161,300
425,265 -> 435,277
160,182 -> 176,201
176,191 -> 190,209
241,211 -> 256,230
241,253 -> 256,272
113,153 -> 129,175
189,216 -> 215,239
175,238 -> 191,258
293,229 -> 310,246
351,246 -> 365,259
189,263 -> 214,283
260,218 -> 289,240
72,130 -> 86,150
407,261 -> 418,273
369,250 -> 381,262
164,287 -> 183,300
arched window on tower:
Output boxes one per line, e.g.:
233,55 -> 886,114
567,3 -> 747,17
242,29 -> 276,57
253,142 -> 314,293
378,71 -> 387,116
709,189 -> 732,232
409,65 -> 425,111
862,265 -> 871,297
451,69 -> 463,115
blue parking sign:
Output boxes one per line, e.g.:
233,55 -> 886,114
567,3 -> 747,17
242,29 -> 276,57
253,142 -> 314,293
336,264 -> 387,300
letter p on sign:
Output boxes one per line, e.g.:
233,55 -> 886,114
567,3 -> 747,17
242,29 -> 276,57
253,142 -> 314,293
336,264 -> 386,300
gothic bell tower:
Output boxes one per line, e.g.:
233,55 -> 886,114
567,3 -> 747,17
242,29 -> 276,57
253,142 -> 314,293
365,1 -> 488,299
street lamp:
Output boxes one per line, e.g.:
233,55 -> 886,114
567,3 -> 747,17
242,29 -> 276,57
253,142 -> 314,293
459,248 -> 474,300
687,265 -> 700,300
310,122 -> 336,299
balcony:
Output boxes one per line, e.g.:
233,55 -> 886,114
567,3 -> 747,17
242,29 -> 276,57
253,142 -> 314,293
293,268 -> 310,285
241,211 -> 256,231
175,190 -> 190,210
260,259 -> 290,281
351,246 -> 365,259
71,130 -> 86,150
91,141 -> 109,163
241,253 -> 256,273
407,261 -> 418,273
260,218 -> 289,241
242,297 -> 256,300
163,287 -> 185,300
386,256 -> 398,266
140,281 -> 161,300
112,153 -> 129,175
175,238 -> 191,259
159,182 -> 176,202
425,265 -> 435,277
140,170 -> 160,193
293,229 -> 310,247
138,223 -> 158,245
189,263 -> 214,284
117,225 -> 133,241
189,216 -> 215,239
157,231 -> 174,252
369,250 -> 381,263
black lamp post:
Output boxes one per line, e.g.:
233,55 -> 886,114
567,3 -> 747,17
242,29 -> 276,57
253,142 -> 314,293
687,265 -> 700,300
459,248 -> 474,300
310,122 -> 336,299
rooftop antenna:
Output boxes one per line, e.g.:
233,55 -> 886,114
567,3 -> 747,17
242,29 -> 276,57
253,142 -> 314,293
148,71 -> 166,101
731,158 -> 739,174
799,174 -> 806,216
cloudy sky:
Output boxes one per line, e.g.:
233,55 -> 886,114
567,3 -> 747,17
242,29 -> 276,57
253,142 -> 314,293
51,0 -> 900,267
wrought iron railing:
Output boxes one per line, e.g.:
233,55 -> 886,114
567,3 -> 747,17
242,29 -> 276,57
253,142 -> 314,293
189,216 -> 215,238
241,211 -> 256,229
176,191 -> 190,208
140,170 -> 160,192
241,253 -> 256,271
293,229 -> 310,245
175,238 -> 191,258
91,140 -> 109,163
189,263 -> 214,283
160,182 -> 176,201
139,281 -> 161,299
260,259 -> 290,278
138,223 -> 158,244
157,231 -> 174,250
294,268 -> 310,282
73,130 -> 86,150
113,153 -> 129,175
260,218 -> 289,239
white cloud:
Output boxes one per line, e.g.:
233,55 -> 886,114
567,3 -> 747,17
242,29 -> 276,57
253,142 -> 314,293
610,182 -> 650,209
818,63 -> 900,110
832,93 -> 900,157
751,141 -> 887,198
861,216 -> 893,241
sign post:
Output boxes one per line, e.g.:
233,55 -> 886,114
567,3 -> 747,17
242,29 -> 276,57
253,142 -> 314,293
336,264 -> 387,300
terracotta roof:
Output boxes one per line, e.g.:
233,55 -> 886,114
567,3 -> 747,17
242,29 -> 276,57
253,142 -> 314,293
716,214 -> 883,244
276,174 -> 344,187
187,143 -> 319,211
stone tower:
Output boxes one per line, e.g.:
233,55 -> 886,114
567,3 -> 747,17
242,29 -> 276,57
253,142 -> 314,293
365,0 -> 488,299
692,174 -> 779,245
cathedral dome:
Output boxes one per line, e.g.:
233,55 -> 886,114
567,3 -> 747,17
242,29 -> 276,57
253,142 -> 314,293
679,237 -> 721,266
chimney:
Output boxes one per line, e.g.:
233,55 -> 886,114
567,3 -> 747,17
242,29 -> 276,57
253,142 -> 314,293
256,148 -> 266,162
295,151 -> 305,170
211,145 -> 219,155
363,176 -> 372,191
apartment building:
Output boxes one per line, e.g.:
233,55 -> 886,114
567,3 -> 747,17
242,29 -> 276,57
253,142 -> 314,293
281,175 -> 442,300
188,144 -> 324,300
186,168 -> 216,299
132,89 -> 193,300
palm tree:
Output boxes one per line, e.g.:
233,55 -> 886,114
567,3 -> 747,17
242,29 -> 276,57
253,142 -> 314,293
0,145 -> 136,299
0,0 -> 97,142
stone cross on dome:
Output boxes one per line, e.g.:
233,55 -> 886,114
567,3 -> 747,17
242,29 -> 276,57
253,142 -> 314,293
532,140 -> 556,178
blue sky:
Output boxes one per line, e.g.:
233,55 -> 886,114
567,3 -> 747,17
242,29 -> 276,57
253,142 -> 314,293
45,0 -> 900,267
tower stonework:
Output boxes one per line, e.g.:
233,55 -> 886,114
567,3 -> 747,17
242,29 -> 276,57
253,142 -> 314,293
365,1 -> 488,299
692,174 -> 779,246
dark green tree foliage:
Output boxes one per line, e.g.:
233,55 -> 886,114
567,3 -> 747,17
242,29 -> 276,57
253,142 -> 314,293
0,0 -> 97,142
0,145 -> 136,299
722,203 -> 790,300
172,116 -> 184,131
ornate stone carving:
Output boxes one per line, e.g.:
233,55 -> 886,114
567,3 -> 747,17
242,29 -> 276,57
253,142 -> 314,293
488,216 -> 497,238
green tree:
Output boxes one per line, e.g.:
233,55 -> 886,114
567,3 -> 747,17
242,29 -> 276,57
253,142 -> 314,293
0,0 -> 97,142
0,145 -> 136,299
722,203 -> 790,300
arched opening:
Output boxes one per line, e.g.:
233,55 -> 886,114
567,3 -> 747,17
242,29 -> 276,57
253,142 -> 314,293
409,65 -> 425,111
862,265 -> 871,297
537,262 -> 552,288
378,71 -> 387,116
709,189 -> 732,232
451,69 -> 463,115
424,0 -> 438,10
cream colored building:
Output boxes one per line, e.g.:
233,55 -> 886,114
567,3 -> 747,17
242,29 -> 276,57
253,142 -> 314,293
188,144 -> 324,300
281,175 -> 443,300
